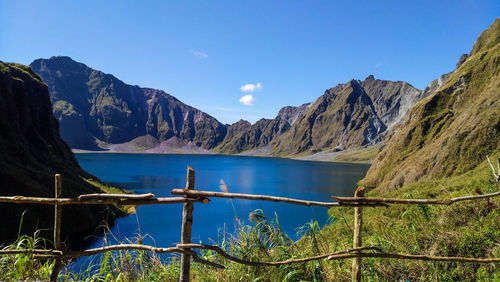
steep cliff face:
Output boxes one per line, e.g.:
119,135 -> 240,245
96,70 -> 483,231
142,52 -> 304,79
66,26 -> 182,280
142,88 -> 226,148
360,75 -> 422,129
271,77 -> 421,155
30,57 -> 226,150
363,18 -> 500,192
215,104 -> 310,154
0,62 -> 124,244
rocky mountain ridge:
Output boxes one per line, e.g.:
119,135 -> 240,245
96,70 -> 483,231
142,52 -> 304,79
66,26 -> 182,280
214,103 -> 310,154
31,56 -> 441,160
30,56 -> 227,150
270,76 -> 422,156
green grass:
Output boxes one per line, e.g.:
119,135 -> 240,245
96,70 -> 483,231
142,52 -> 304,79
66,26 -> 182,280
0,62 -> 44,83
339,158 -> 500,280
0,209 -> 331,281
332,146 -> 382,164
0,212 -> 54,281
83,178 -> 132,196
0,62 -> 10,73
83,177 -> 134,214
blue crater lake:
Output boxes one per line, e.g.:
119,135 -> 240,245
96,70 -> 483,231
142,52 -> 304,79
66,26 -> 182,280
75,153 -> 369,254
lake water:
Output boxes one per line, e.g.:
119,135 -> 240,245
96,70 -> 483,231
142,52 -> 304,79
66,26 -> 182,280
74,153 -> 369,258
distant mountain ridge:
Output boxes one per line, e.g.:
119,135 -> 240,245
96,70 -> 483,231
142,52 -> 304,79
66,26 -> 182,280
31,56 -> 433,159
214,103 -> 310,154
30,56 -> 226,150
270,76 -> 422,156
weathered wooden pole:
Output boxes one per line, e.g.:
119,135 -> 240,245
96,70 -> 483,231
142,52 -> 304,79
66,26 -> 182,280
352,186 -> 364,282
179,166 -> 195,282
50,174 -> 63,282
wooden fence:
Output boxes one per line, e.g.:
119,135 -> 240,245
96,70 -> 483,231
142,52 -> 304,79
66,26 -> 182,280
0,166 -> 499,282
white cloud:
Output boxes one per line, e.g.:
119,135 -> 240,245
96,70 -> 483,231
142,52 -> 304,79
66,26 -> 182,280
240,82 -> 262,92
189,50 -> 208,59
239,94 -> 255,106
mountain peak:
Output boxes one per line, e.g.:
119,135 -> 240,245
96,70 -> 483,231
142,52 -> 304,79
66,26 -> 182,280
49,55 -> 75,61
32,56 -> 79,66
348,79 -> 361,88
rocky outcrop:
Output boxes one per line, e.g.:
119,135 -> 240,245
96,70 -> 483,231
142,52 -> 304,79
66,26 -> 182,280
0,62 -> 124,245
416,54 -> 469,101
30,57 -> 226,150
363,18 -> 500,192
360,75 -> 421,129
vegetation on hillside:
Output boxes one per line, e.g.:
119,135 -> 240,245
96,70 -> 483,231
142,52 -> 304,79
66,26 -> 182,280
331,146 -> 382,164
363,18 -> 500,192
0,61 -> 128,245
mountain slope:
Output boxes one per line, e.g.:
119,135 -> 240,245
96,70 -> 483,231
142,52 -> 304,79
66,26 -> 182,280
271,77 -> 421,156
30,57 -> 226,150
363,18 -> 500,192
215,103 -> 310,154
0,62 -> 124,244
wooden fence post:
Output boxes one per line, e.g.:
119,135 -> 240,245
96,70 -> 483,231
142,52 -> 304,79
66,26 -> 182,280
179,166 -> 195,282
352,187 -> 364,282
50,174 -> 63,282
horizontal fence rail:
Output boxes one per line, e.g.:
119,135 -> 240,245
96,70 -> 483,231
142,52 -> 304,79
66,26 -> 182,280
0,195 -> 208,205
0,167 -> 499,282
171,189 -> 388,207
333,191 -> 500,205
327,252 -> 500,263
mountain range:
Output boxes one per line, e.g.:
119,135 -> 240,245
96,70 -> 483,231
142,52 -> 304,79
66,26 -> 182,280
30,56 -> 451,160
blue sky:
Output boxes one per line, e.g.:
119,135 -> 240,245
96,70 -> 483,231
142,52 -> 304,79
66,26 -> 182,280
1,1 -> 499,124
